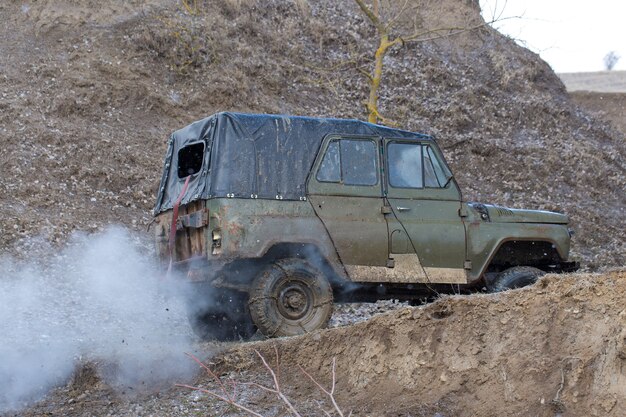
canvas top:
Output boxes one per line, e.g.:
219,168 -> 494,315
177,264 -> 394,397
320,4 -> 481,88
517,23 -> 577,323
153,112 -> 431,214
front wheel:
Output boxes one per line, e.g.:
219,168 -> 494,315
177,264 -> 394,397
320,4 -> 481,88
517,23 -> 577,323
488,266 -> 545,292
248,258 -> 333,338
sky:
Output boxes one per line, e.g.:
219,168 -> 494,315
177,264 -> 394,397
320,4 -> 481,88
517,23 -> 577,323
479,0 -> 626,73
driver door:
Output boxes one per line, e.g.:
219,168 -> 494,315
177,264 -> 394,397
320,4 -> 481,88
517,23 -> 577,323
383,139 -> 468,284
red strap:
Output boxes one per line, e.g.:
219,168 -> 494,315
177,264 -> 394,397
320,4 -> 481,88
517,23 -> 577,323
168,176 -> 191,269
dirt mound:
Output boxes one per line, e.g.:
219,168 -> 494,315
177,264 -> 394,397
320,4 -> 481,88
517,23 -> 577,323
570,92 -> 626,136
219,270 -> 626,416
17,271 -> 626,416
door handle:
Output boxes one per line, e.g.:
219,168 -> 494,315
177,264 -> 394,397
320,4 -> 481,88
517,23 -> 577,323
396,207 -> 411,212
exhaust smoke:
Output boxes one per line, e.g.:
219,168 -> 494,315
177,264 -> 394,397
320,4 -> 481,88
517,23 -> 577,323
0,227 -> 196,413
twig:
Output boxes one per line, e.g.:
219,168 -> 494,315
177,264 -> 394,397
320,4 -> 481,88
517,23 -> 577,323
385,0 -> 410,31
178,353 -> 264,417
180,349 -> 347,417
184,353 -> 230,399
354,0 -> 386,34
254,348 -> 302,417
175,383 -> 264,417
299,358 -> 345,417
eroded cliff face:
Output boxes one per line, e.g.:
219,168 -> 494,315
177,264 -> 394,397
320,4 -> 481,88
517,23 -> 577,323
223,271 -> 626,417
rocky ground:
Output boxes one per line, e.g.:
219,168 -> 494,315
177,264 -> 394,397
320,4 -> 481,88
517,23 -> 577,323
1,0 -> 625,416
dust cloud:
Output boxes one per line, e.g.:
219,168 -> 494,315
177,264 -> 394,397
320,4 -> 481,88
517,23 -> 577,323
0,227 -> 196,412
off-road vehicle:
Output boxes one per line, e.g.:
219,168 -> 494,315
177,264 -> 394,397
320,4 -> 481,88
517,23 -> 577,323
153,112 -> 578,340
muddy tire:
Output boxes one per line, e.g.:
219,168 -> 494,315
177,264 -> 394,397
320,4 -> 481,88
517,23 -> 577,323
248,258 -> 333,338
187,290 -> 257,341
489,266 -> 545,292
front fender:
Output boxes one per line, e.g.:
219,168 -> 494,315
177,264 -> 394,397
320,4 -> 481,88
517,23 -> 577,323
466,221 -> 571,282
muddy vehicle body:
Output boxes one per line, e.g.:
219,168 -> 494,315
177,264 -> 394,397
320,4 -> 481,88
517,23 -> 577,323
153,112 -> 578,339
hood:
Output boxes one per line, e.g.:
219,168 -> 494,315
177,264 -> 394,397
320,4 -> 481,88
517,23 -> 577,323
474,204 -> 569,224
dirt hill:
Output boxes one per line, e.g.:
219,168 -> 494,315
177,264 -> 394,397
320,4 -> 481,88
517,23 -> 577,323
569,92 -> 626,137
1,0 -> 625,415
0,0 -> 624,268
218,270 -> 626,417
558,70 -> 626,147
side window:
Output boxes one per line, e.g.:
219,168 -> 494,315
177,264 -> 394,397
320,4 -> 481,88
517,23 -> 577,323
388,142 -> 423,188
388,142 -> 449,189
316,139 -> 378,186
424,146 -> 448,187
177,142 -> 205,178
341,140 -> 377,185
317,140 -> 340,182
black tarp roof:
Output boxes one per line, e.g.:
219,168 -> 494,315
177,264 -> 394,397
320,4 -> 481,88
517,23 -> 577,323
154,112 -> 431,214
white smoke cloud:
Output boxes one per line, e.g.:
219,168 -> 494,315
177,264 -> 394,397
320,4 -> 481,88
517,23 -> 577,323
0,227 -> 196,412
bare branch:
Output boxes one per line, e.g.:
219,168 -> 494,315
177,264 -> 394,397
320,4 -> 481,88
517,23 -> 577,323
357,66 -> 374,82
274,344 -> 280,385
399,20 -> 488,44
243,381 -> 279,394
298,59 -> 359,74
180,350 -> 350,417
184,353 -> 232,401
385,0 -> 410,32
255,349 -> 302,417
354,0 -> 386,34
175,384 -> 264,417
299,358 -> 345,417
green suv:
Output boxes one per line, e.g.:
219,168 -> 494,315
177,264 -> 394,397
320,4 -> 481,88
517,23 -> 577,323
153,112 -> 578,339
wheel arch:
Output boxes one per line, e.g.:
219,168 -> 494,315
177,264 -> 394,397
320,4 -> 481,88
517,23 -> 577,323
482,238 -> 564,276
261,242 -> 348,286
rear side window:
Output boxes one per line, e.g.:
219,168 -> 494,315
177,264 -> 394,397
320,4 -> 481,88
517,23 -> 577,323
316,139 -> 378,186
177,142 -> 205,178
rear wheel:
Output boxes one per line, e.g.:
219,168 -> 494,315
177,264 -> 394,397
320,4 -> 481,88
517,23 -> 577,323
248,258 -> 333,337
489,266 -> 545,292
187,289 -> 257,341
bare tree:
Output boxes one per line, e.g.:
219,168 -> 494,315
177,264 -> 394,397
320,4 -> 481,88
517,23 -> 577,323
604,51 -> 620,71
354,0 -> 509,124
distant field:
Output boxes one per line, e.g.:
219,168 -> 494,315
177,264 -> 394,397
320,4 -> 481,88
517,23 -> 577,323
559,70 -> 626,93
